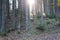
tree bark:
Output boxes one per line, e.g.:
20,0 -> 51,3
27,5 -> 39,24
18,0 -> 21,32
25,2 -> 30,31
1,0 -> 6,33
12,0 -> 16,30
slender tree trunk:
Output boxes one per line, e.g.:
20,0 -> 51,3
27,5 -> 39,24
53,0 -> 55,14
6,0 -> 10,32
43,0 -> 50,15
12,0 -> 16,29
1,0 -> 6,33
0,0 -> 2,32
25,2 -> 30,31
40,0 -> 43,26
6,0 -> 10,18
18,0 -> 21,32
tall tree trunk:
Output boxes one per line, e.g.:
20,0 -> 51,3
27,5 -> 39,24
0,0 -> 2,32
53,0 -> 55,14
6,0 -> 10,18
12,0 -> 16,29
25,2 -> 30,31
18,0 -> 21,32
40,0 -> 44,26
1,0 -> 6,33
6,0 -> 10,32
43,0 -> 50,15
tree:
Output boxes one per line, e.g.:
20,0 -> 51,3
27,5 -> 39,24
12,0 -> 16,29
0,0 -> 6,33
6,0 -> 10,32
18,0 -> 21,32
6,0 -> 10,19
39,0 -> 44,26
43,0 -> 50,15
0,0 -> 2,32
25,1 -> 30,31
39,0 -> 46,31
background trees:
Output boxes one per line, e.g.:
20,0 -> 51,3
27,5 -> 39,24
0,0 -> 60,34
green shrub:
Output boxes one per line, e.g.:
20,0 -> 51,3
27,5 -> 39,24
37,16 -> 41,19
7,30 -> 11,33
57,17 -> 60,21
36,25 -> 45,32
0,32 -> 7,37
47,21 -> 51,24
37,12 -> 41,19
17,32 -> 21,34
46,14 -> 56,19
56,23 -> 60,27
30,19 -> 34,22
55,17 -> 60,21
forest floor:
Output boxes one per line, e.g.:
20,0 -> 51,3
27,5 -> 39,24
0,17 -> 60,40
0,30 -> 60,40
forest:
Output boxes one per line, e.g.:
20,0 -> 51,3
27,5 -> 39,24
0,0 -> 60,40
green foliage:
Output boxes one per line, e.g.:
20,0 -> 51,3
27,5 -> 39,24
47,21 -> 51,24
46,14 -> 56,19
57,17 -> 60,21
36,25 -> 45,32
55,16 -> 60,21
37,16 -> 41,19
56,23 -> 60,27
30,19 -> 34,22
0,32 -> 7,37
17,32 -> 21,34
7,29 -> 15,33
37,12 -> 41,19
7,30 -> 11,33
